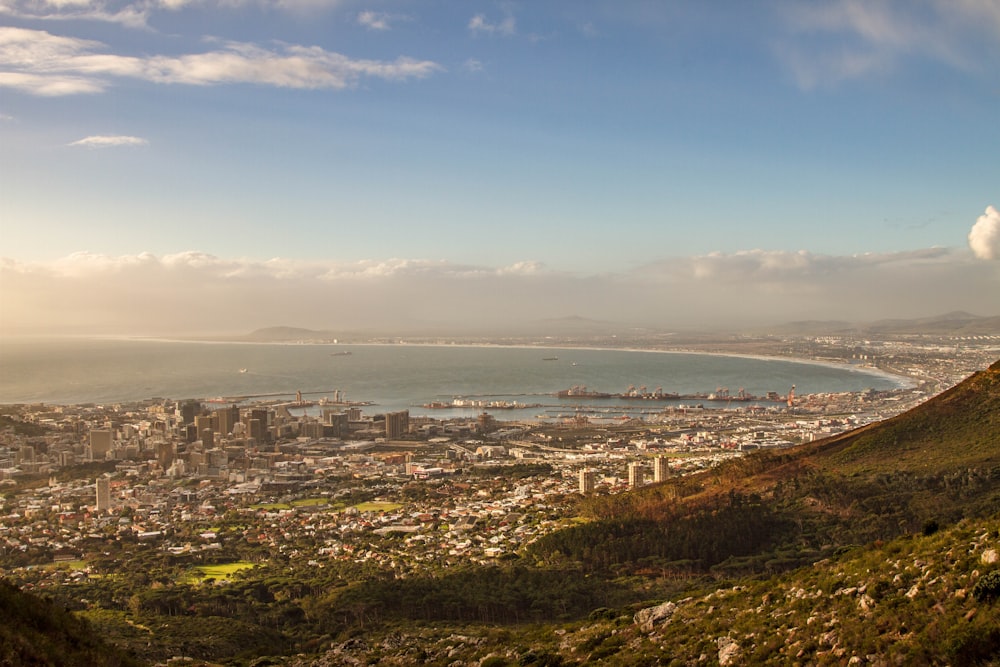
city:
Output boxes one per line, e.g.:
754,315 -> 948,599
1,333 -> 995,596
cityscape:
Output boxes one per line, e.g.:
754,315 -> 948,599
2,331 -> 994,589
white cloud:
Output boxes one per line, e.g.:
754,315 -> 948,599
776,0 -> 1000,88
0,71 -> 107,95
68,134 -> 149,147
1,247 -> 996,336
969,205 -> 1000,260
0,27 -> 443,96
462,58 -> 483,73
357,10 -> 407,31
0,1 -> 151,28
0,0 -> 350,26
468,13 -> 516,36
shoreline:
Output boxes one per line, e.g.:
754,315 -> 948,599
7,334 -> 917,391
143,337 -> 919,390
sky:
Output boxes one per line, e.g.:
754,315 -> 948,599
0,0 -> 998,336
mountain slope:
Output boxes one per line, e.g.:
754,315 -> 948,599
0,580 -> 140,666
532,360 -> 1000,576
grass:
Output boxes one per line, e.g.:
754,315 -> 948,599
353,501 -> 403,513
252,497 -> 340,510
43,559 -> 88,571
291,497 -> 334,507
182,561 -> 256,584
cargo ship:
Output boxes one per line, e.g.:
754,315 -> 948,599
556,386 -> 612,399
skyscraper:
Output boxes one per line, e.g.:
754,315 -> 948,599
628,462 -> 645,489
653,455 -> 671,483
90,430 -> 112,460
579,468 -> 596,494
95,476 -> 111,512
215,406 -> 240,437
385,410 -> 410,439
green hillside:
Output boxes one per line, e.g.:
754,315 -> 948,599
0,580 -> 140,667
530,361 -> 1000,578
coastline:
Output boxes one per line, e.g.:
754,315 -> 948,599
111,335 -> 919,390
1,336 -> 917,406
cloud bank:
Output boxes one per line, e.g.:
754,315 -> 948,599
969,206 -> 1000,260
2,248 -> 995,336
0,26 -> 442,96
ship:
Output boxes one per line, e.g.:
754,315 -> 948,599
556,386 -> 612,399
542,357 -> 559,361
330,351 -> 353,356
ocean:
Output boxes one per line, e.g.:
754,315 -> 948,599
0,338 -> 904,419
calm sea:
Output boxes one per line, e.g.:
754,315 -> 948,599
0,338 -> 903,418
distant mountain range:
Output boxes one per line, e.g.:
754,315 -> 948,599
238,311 -> 1000,342
762,311 -> 1000,336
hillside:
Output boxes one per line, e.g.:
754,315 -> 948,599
531,361 -> 1000,577
306,360 -> 1000,664
0,580 -> 140,666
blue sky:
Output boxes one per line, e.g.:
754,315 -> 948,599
1,1 -> 998,334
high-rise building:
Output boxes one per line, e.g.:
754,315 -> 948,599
179,400 -> 198,426
628,462 -> 645,488
194,414 -> 214,438
653,456 -> 671,483
326,412 -> 349,438
215,406 -> 240,437
248,408 -> 271,443
385,410 -> 410,439
90,430 -> 113,460
95,476 -> 111,512
579,468 -> 596,494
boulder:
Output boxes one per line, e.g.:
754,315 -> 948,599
633,600 -> 677,632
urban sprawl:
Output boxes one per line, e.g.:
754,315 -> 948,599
1,334 -> 996,591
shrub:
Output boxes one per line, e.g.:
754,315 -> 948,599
972,570 -> 1000,602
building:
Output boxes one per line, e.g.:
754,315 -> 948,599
194,414 -> 215,438
385,410 -> 410,439
628,462 -> 645,489
90,430 -> 112,460
215,406 -> 240,437
179,400 -> 198,426
653,455 -> 671,483
247,408 -> 271,443
579,468 -> 596,494
95,476 -> 111,512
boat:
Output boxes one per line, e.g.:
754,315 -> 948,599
542,357 -> 559,361
331,351 -> 352,356
239,368 -> 248,374
556,386 -> 612,399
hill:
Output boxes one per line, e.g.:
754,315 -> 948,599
0,580 -> 140,666
307,360 -> 1000,664
766,311 -> 1000,336
243,326 -> 337,341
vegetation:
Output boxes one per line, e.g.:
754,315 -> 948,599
0,579 -> 140,666
2,360 -> 998,664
